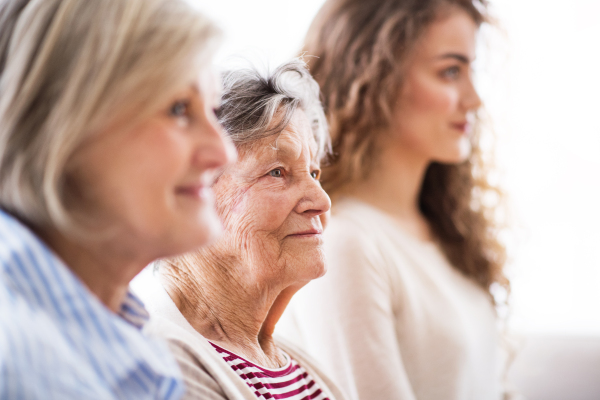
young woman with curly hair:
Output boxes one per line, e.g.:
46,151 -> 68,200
279,0 -> 509,399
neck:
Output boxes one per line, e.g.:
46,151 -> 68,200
37,227 -> 147,313
161,252 -> 297,369
347,136 -> 433,241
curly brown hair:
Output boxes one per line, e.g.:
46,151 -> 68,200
304,0 -> 508,293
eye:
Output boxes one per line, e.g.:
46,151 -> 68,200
169,100 -> 190,118
441,66 -> 460,80
310,170 -> 321,180
269,168 -> 283,178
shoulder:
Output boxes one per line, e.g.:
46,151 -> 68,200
163,336 -> 228,400
143,310 -> 246,400
325,204 -> 381,257
151,320 -> 259,400
144,313 -> 215,372
326,198 -> 378,238
322,200 -> 403,281
0,215 -> 99,395
0,289 -> 107,398
275,336 -> 350,400
325,198 -> 404,257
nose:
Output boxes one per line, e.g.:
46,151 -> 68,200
192,118 -> 237,173
462,75 -> 482,111
295,175 -> 331,218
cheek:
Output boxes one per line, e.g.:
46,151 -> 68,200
219,183 -> 298,260
70,123 -> 190,228
111,128 -> 189,216
408,78 -> 458,119
228,190 -> 292,235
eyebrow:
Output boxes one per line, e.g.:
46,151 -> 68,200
188,82 -> 221,105
437,53 -> 471,64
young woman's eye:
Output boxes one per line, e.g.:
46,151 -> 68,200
310,170 -> 321,180
169,100 -> 190,118
269,168 -> 283,178
441,66 -> 460,80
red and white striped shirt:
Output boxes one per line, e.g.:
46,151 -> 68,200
210,342 -> 330,400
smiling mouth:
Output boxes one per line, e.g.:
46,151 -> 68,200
175,185 -> 212,200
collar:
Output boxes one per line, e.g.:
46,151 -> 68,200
0,209 -> 149,330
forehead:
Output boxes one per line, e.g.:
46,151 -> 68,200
241,109 -> 318,162
190,66 -> 220,101
414,9 -> 478,59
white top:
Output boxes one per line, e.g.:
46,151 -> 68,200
277,198 -> 505,400
133,269 -> 348,400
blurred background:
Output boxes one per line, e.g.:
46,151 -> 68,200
196,0 -> 600,398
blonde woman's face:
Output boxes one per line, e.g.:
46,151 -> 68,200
67,69 -> 236,258
392,9 -> 481,163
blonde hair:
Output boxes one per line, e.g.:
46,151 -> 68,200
304,0 -> 508,293
0,0 -> 221,230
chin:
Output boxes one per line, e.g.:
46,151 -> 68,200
195,211 -> 223,247
435,143 -> 472,164
304,254 -> 327,280
169,209 -> 223,255
285,254 -> 326,283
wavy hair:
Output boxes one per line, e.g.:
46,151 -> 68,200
304,0 -> 508,293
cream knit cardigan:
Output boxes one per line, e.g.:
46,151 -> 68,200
135,271 -> 348,400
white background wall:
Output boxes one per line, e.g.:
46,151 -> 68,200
196,0 -> 600,337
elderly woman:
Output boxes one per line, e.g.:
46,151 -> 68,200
138,61 -> 346,400
0,0 -> 234,398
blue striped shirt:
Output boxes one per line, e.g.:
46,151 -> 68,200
0,210 -> 185,399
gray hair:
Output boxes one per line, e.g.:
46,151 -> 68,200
216,59 -> 330,161
0,0 -> 221,230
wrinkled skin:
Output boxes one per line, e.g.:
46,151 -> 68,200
164,110 -> 331,368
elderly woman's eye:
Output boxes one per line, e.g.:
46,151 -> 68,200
311,170 -> 321,180
169,100 -> 190,117
269,168 -> 283,178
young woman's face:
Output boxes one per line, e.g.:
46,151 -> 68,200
392,9 -> 481,164
67,68 -> 236,259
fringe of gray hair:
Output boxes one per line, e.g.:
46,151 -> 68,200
217,59 -> 331,161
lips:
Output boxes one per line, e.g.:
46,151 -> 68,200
175,185 -> 212,200
450,121 -> 471,134
287,228 -> 323,237
175,172 -> 216,199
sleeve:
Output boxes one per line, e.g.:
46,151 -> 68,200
165,338 -> 229,400
278,220 -> 417,400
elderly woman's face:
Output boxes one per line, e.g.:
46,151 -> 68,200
67,69 -> 236,257
215,110 -> 331,284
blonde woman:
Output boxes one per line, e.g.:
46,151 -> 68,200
0,0 -> 234,398
279,0 -> 509,399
